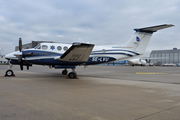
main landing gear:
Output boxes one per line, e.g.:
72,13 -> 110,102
62,68 -> 77,79
62,69 -> 68,75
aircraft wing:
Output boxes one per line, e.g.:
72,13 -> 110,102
54,43 -> 94,62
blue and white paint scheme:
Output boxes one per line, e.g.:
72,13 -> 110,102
5,24 -> 174,78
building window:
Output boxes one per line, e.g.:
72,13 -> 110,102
150,54 -> 153,58
42,45 -> 48,50
57,46 -> 62,51
154,54 -> 157,58
157,54 -> 162,62
162,54 -> 166,62
170,53 -> 173,62
63,46 -> 68,51
174,53 -> 178,62
165,54 -> 169,63
153,54 -> 157,63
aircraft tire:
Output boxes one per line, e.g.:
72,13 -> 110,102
62,70 -> 68,75
5,69 -> 14,76
68,72 -> 76,79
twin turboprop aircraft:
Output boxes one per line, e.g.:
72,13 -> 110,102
5,24 -> 174,78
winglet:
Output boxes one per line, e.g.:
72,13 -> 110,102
134,24 -> 174,33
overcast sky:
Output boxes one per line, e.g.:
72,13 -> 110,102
0,0 -> 179,56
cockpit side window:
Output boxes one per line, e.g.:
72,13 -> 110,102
34,44 -> 41,49
42,45 -> 48,50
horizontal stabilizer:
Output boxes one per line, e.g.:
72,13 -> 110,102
134,24 -> 174,32
54,43 -> 94,62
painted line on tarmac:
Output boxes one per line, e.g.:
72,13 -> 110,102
136,72 -> 168,75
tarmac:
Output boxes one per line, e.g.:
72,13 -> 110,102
0,65 -> 180,120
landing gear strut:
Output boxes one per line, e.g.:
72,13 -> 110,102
5,63 -> 15,77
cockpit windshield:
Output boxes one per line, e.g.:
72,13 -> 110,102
34,44 -> 41,49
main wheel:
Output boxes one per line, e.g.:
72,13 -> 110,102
62,70 -> 68,75
5,69 -> 14,76
68,72 -> 76,79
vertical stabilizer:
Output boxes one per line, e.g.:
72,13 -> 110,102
124,24 -> 174,54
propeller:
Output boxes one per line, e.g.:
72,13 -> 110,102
18,38 -> 23,70
19,38 -> 22,52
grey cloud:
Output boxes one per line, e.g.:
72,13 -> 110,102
0,0 -> 179,55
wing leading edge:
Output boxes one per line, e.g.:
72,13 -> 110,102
54,43 -> 94,62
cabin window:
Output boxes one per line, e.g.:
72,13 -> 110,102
57,46 -> 62,51
63,46 -> 68,51
42,45 -> 48,50
102,49 -> 106,53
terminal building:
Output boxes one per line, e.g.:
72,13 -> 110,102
0,55 -> 8,64
149,48 -> 180,66
0,47 -> 8,64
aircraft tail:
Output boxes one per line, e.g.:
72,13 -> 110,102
124,24 -> 174,54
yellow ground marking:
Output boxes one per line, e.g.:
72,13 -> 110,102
136,72 -> 167,75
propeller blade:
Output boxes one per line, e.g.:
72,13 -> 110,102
20,64 -> 23,70
19,38 -> 22,52
27,65 -> 29,70
18,38 -> 23,70
20,59 -> 23,70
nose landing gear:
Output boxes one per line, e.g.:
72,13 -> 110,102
5,64 -> 15,77
5,69 -> 15,77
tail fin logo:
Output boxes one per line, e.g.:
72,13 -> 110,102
136,36 -> 140,42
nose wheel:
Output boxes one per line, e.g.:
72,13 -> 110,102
5,69 -> 15,77
5,64 -> 15,77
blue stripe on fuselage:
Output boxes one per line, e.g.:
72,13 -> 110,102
92,49 -> 140,55
26,57 -> 116,65
91,53 -> 133,57
22,49 -> 135,66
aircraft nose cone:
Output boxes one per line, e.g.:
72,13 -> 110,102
5,52 -> 15,60
5,53 -> 11,59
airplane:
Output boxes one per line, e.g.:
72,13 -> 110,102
127,58 -> 147,66
5,24 -> 174,78
127,56 -> 169,66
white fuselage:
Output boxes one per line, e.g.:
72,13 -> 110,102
5,43 -> 142,66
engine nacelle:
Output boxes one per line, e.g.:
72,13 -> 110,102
10,60 -> 32,66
